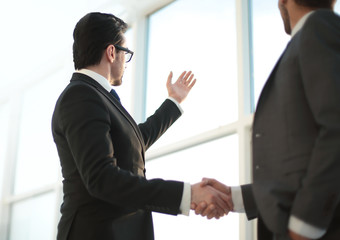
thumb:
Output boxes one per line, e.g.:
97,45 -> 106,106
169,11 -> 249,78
200,178 -> 210,187
166,71 -> 173,87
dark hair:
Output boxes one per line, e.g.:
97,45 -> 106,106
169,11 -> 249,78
294,0 -> 334,9
73,12 -> 128,70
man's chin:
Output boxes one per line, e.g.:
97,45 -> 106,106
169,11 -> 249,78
111,79 -> 122,86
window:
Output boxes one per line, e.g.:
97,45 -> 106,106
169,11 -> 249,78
145,1 -> 242,239
7,0 -> 337,239
13,70 -> 66,195
251,0 -> 290,107
114,29 -> 134,114
147,135 -> 239,240
9,192 -> 57,240
146,0 -> 238,148
0,102 -> 10,199
252,1 -> 340,108
335,2 -> 340,13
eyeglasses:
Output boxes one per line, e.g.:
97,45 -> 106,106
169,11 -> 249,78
114,45 -> 134,63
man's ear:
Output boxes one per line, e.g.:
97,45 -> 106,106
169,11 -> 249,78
105,45 -> 116,63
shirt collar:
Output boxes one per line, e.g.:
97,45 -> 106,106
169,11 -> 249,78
291,11 -> 314,38
76,69 -> 112,92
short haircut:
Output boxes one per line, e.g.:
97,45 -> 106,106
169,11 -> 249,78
73,12 -> 128,70
294,0 -> 334,9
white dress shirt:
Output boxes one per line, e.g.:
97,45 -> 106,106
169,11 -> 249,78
76,69 -> 191,216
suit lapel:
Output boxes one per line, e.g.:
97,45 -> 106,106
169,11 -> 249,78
71,73 -> 146,159
254,42 -> 291,119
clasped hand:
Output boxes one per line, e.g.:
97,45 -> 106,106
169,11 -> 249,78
191,178 -> 233,219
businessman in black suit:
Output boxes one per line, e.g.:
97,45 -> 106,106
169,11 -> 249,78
194,0 -> 340,239
52,12 -> 231,240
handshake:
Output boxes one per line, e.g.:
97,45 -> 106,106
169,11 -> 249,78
190,178 -> 233,219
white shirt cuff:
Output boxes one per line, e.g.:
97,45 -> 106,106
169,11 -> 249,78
167,97 -> 184,114
179,182 -> 191,216
231,186 -> 245,213
288,215 -> 326,239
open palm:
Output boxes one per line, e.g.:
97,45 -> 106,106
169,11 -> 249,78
166,71 -> 196,103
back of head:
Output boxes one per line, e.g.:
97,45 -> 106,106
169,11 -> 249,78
73,12 -> 128,70
294,0 -> 335,9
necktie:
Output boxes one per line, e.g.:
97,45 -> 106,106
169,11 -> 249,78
110,89 -> 120,102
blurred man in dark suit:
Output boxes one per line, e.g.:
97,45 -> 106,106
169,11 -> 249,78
195,0 -> 340,239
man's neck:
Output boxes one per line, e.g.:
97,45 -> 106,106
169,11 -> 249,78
76,68 -> 112,92
86,65 -> 109,81
288,3 -> 313,31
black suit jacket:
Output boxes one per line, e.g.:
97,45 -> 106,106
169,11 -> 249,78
52,73 -> 184,240
241,10 -> 340,236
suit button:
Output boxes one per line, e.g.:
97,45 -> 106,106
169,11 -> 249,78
255,165 -> 260,170
255,133 -> 261,138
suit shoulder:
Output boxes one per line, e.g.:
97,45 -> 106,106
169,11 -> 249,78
304,10 -> 340,32
298,10 -> 340,49
57,80 -> 100,103
311,9 -> 340,19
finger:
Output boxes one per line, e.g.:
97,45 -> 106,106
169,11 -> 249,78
214,192 -> 230,213
188,78 -> 197,89
177,71 -> 186,83
201,178 -> 215,188
215,204 -> 226,217
190,203 -> 197,210
223,191 -> 234,211
212,200 -> 226,217
207,212 -> 215,220
217,192 -> 234,212
195,201 -> 207,215
214,210 -> 223,220
203,204 -> 216,218
183,71 -> 192,82
206,206 -> 221,220
204,178 -> 229,195
184,74 -> 194,86
186,73 -> 194,82
224,209 -> 230,216
166,71 -> 173,87
200,179 -> 209,187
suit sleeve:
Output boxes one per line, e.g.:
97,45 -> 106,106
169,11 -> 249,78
241,184 -> 258,220
291,11 -> 340,229
56,85 -> 183,215
138,99 -> 182,150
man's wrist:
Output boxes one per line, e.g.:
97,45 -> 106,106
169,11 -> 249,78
230,186 -> 245,213
167,97 -> 184,114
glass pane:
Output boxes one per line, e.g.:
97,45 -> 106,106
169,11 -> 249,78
115,29 -> 134,114
13,69 -> 68,194
335,2 -> 340,14
9,192 -> 57,240
252,0 -> 290,108
146,0 -> 238,148
0,102 -> 10,199
146,135 -> 239,240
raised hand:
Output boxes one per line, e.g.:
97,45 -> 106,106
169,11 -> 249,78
190,182 -> 232,219
192,178 -> 234,219
166,71 -> 196,103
